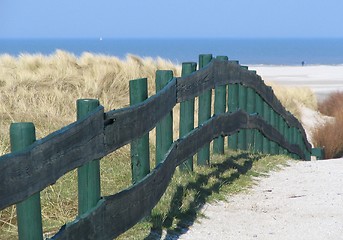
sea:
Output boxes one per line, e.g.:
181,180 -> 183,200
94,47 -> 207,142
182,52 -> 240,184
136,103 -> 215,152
0,38 -> 343,66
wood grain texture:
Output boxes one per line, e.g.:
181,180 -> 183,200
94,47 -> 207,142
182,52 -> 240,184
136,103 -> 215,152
0,107 -> 105,211
51,109 -> 304,240
104,78 -> 177,154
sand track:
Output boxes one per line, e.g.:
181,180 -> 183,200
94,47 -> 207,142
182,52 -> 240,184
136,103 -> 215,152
179,159 -> 343,240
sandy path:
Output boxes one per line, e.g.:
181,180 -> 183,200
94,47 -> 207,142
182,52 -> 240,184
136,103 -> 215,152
174,115 -> 341,240
178,159 -> 343,240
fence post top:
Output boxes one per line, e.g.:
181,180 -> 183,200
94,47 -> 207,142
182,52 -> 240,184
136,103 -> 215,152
129,77 -> 147,85
77,99 -> 100,120
216,56 -> 229,61
10,122 -> 36,153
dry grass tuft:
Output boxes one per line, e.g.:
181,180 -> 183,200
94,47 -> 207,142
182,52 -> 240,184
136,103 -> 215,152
313,91 -> 343,159
318,91 -> 343,117
312,110 -> 343,159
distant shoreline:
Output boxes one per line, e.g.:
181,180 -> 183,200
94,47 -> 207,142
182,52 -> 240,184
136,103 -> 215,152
251,65 -> 343,100
1,38 -> 343,65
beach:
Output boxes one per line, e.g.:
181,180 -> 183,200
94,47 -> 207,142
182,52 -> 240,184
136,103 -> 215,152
250,65 -> 343,101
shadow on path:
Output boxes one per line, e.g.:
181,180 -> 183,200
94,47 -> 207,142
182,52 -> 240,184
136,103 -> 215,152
144,152 -> 262,240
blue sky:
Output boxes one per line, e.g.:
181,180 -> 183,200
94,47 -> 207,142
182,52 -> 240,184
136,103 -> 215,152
1,0 -> 343,39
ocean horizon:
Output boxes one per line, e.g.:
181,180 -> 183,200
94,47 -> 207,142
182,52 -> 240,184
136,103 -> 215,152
1,38 -> 343,66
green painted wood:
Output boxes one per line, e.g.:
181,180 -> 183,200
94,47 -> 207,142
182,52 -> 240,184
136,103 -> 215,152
179,62 -> 197,171
246,87 -> 255,150
217,56 -> 229,61
254,93 -> 264,152
274,113 -> 280,154
312,147 -> 324,160
269,108 -> 278,154
197,54 -> 212,166
279,117 -> 285,154
228,83 -> 239,150
262,102 -> 271,154
213,56 -> 228,154
293,127 -> 301,159
237,84 -> 247,150
10,122 -> 43,240
77,99 -> 101,216
129,78 -> 150,183
284,122 -> 291,155
156,70 -> 174,165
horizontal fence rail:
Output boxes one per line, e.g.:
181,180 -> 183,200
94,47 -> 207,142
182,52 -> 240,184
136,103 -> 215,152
51,110 -> 304,240
0,55 -> 312,239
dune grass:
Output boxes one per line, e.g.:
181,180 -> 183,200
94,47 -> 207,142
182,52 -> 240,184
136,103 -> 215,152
0,51 -> 309,239
313,91 -> 343,159
266,82 -> 318,119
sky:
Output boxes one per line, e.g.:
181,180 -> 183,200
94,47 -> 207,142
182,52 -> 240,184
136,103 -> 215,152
1,0 -> 343,39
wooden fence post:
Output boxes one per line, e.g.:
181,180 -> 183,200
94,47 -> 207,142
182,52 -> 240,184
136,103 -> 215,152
269,108 -> 278,154
237,82 -> 247,150
262,101 -> 270,154
246,87 -> 255,150
284,123 -> 291,156
312,147 -> 324,160
77,99 -> 101,216
228,61 -> 239,150
254,93 -> 264,152
197,54 -> 212,166
156,70 -> 174,165
129,78 -> 150,183
179,62 -> 197,171
213,55 -> 228,154
274,113 -> 280,154
290,127 -> 299,159
10,122 -> 43,240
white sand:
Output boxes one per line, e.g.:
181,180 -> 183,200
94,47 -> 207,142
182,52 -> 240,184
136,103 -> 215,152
250,65 -> 343,101
179,159 -> 343,240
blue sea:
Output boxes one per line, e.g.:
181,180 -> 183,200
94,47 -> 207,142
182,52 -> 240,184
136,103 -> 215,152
0,38 -> 343,65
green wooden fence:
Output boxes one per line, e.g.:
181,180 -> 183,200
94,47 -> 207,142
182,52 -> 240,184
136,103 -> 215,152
0,54 -> 317,239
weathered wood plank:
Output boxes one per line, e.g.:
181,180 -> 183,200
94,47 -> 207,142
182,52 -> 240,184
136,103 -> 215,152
176,110 -> 304,163
104,78 -> 177,154
51,109 -> 304,240
176,62 -> 213,102
0,107 -> 105,211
